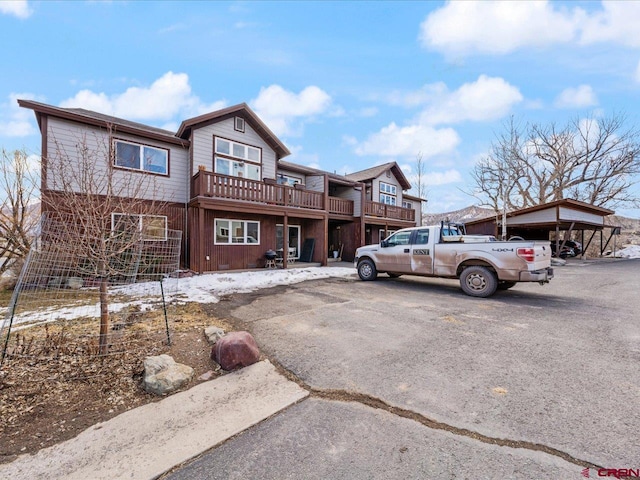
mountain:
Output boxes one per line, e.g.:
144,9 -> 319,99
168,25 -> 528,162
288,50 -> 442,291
422,206 -> 495,225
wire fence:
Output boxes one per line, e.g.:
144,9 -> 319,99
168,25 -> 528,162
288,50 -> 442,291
0,215 -> 182,375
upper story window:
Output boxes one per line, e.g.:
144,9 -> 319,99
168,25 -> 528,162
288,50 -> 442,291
111,213 -> 168,241
379,182 -> 397,195
234,117 -> 245,133
114,139 -> 168,175
402,201 -> 413,209
379,182 -> 397,206
214,137 -> 261,181
277,174 -> 302,186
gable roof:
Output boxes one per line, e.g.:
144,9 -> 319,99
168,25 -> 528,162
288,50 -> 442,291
177,103 -> 290,159
345,161 -> 411,190
17,99 -> 188,147
278,160 -> 360,186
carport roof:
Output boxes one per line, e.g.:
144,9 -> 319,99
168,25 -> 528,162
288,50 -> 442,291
466,199 -> 615,231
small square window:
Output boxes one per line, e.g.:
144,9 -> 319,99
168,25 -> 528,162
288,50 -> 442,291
235,117 -> 245,133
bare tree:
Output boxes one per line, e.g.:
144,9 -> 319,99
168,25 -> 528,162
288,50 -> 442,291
43,127 -> 167,354
410,152 -> 428,201
471,114 -> 640,212
0,149 -> 39,277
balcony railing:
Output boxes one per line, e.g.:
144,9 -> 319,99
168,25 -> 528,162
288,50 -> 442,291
192,171 -> 324,210
364,201 -> 415,221
328,197 -> 354,216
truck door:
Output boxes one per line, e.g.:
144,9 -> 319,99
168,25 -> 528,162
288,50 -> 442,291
410,228 -> 434,275
376,230 -> 413,274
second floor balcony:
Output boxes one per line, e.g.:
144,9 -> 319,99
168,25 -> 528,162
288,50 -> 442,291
192,171 -> 354,215
364,201 -> 415,222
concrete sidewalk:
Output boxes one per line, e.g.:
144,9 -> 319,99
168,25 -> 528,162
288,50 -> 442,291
0,360 -> 308,480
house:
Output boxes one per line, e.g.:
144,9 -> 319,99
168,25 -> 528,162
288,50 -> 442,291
18,100 -> 424,273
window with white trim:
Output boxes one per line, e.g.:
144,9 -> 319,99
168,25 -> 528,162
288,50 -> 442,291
380,193 -> 396,205
234,117 -> 245,133
215,219 -> 260,245
111,213 -> 168,241
276,173 -> 302,186
402,201 -> 413,209
114,140 -> 168,175
379,182 -> 397,205
214,138 -> 261,180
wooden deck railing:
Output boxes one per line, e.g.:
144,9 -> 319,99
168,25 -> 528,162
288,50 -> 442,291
328,197 -> 354,216
192,172 -> 324,210
364,201 -> 415,221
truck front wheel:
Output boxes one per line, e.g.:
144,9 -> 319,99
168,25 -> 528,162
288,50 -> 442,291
357,259 -> 378,281
460,266 -> 498,297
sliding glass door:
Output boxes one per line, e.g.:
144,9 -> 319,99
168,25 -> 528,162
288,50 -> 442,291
276,225 -> 300,259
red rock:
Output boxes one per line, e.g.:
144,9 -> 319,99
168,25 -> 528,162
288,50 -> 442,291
212,331 -> 260,370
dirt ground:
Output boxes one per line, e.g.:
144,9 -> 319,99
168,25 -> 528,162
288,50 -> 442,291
0,302 -> 234,464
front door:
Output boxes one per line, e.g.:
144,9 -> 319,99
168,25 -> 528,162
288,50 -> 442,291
376,230 -> 413,273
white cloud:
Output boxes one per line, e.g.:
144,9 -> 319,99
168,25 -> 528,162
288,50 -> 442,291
0,0 -> 32,19
0,93 -> 39,137
425,169 -> 463,186
418,75 -> 523,125
354,123 -> 460,158
251,85 -> 333,137
554,85 -> 598,109
59,72 -> 227,123
420,1 -> 640,57
579,1 -> 640,48
419,1 -> 580,56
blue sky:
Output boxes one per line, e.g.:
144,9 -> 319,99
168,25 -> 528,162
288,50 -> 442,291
2,0 -> 640,218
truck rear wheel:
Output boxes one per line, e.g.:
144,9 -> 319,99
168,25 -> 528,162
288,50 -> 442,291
357,259 -> 378,281
460,266 -> 498,297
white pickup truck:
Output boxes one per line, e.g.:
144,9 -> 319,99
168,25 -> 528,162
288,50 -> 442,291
354,223 -> 553,297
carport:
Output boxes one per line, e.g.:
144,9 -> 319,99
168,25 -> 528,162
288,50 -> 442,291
465,199 -> 619,257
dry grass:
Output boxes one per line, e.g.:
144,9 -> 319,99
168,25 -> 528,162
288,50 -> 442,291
0,301 -> 231,463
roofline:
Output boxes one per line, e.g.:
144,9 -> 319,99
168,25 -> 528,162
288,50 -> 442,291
509,198 -> 615,217
278,160 -> 361,186
177,103 -> 290,159
346,161 -> 412,190
17,99 -> 189,147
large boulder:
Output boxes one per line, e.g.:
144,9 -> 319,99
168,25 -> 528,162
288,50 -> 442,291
143,354 -> 194,396
212,331 -> 260,371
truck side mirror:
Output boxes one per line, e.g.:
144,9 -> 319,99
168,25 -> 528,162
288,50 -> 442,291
381,240 -> 388,248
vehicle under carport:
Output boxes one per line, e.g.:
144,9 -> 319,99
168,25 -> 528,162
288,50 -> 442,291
464,199 -> 620,258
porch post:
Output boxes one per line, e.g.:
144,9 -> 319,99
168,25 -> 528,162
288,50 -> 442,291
198,207 -> 205,274
283,213 -> 289,269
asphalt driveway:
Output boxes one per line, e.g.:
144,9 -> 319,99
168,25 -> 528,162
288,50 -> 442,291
168,259 -> 640,479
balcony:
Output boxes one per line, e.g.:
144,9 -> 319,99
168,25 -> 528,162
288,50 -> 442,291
364,201 -> 415,222
328,197 -> 354,216
192,171 -> 324,210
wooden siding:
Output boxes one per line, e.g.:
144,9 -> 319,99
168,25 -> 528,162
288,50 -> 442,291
191,117 -> 277,179
364,201 -> 415,221
192,171 -> 324,210
188,209 -> 325,271
46,117 -> 189,203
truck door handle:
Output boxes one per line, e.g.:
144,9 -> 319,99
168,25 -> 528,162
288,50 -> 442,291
404,248 -> 410,253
